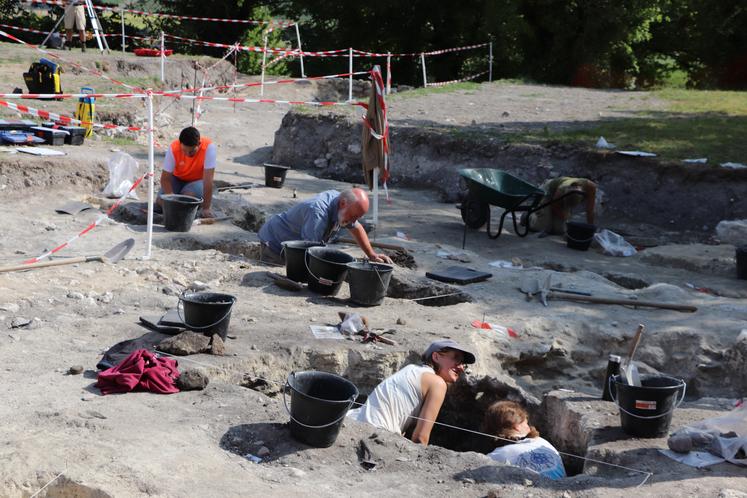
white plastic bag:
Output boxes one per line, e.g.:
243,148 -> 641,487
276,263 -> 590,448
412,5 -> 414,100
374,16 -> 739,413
103,152 -> 140,199
665,403 -> 747,467
593,229 -> 637,257
339,313 -> 365,336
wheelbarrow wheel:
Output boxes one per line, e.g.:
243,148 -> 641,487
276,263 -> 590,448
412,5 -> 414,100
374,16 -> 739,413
461,199 -> 489,229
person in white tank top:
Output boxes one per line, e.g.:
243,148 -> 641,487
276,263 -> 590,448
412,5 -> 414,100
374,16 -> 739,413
347,339 -> 476,445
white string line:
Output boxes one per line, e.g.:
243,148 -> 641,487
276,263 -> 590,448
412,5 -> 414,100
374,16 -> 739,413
153,350 -> 653,486
30,466 -> 66,498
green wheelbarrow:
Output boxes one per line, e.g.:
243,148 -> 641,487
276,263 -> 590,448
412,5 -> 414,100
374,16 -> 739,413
458,168 -> 585,248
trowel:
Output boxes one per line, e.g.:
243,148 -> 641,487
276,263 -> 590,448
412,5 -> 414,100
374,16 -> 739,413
0,239 -> 135,273
620,324 -> 644,386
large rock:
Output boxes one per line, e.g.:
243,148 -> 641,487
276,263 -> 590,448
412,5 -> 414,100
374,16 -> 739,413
716,220 -> 747,246
176,368 -> 209,391
638,243 -> 736,277
158,331 -> 211,356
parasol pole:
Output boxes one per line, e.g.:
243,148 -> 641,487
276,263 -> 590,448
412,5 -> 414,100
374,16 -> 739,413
348,47 -> 353,101
420,53 -> 427,87
373,168 -> 379,228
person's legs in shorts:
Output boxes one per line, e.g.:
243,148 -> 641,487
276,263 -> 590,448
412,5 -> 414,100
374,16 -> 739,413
63,5 -> 75,48
156,177 -> 203,213
259,241 -> 284,266
74,6 -> 86,51
179,180 -> 204,200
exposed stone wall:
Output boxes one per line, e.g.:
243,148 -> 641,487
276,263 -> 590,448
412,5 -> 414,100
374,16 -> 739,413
271,110 -> 747,233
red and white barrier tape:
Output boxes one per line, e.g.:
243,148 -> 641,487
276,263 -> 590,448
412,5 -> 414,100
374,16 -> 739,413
353,43 -> 489,58
0,92 -> 145,99
163,33 -> 350,57
0,66 -> 370,101
158,94 -> 364,107
0,98 -> 147,132
160,71 -> 370,96
425,70 -> 489,87
0,29 -> 144,92
22,0 -> 296,27
23,171 -> 152,264
0,22 -> 48,36
266,51 -> 292,68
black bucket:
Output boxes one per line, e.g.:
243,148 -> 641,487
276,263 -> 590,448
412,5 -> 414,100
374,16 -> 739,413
282,240 -> 323,282
566,221 -> 596,250
346,261 -> 394,306
285,370 -> 358,448
178,292 -> 236,340
611,374 -> 686,438
162,194 -> 202,232
264,163 -> 290,188
737,246 -> 747,280
306,247 -> 355,296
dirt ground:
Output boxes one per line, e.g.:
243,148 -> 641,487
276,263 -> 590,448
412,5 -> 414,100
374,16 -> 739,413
1,44 -> 746,497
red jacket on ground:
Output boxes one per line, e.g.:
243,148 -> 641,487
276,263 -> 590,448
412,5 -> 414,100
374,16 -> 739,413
96,349 -> 180,395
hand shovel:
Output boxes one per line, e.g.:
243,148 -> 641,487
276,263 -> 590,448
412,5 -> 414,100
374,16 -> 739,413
0,239 -> 135,274
621,324 -> 644,386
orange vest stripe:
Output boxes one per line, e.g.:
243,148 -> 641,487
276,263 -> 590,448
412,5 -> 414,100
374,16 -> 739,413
171,137 -> 212,182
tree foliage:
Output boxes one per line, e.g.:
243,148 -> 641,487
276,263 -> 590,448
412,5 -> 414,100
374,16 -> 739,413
236,6 -> 290,76
1,0 -> 745,88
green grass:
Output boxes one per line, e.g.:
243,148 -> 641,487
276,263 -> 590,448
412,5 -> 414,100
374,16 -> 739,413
0,55 -> 23,65
654,88 -> 747,115
390,82 -> 480,99
100,134 -> 138,146
507,88 -> 747,164
118,75 -> 163,90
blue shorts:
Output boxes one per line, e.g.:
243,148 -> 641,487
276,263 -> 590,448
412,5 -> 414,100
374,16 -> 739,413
158,176 -> 204,200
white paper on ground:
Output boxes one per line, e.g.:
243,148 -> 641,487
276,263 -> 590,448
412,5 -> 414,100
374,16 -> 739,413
309,325 -> 344,340
436,250 -> 471,262
683,158 -> 708,164
595,136 -> 615,149
659,449 -> 725,468
617,150 -> 657,157
488,260 -> 523,269
15,146 -> 66,156
721,162 -> 747,170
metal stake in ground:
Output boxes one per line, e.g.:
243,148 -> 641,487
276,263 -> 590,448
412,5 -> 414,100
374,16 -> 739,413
145,92 -> 155,259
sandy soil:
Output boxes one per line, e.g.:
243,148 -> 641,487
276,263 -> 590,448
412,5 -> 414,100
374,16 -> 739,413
0,44 -> 745,497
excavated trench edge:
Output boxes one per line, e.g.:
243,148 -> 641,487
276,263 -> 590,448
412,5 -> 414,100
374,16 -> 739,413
191,347 -> 591,477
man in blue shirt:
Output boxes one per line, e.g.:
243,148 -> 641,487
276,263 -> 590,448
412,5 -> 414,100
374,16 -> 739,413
258,188 -> 393,264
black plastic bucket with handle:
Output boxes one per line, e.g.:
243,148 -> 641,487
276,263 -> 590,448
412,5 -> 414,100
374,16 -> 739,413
162,194 -> 202,232
178,292 -> 236,340
264,163 -> 290,188
282,240 -> 323,282
737,246 -> 747,280
611,374 -> 686,438
346,261 -> 394,306
566,221 -> 596,250
285,370 -> 359,448
305,247 -> 355,296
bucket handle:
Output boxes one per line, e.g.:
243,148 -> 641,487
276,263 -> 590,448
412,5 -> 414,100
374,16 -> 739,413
177,293 -> 235,331
282,380 -> 357,429
304,250 -> 346,287
566,233 -> 595,244
352,258 -> 389,290
609,376 -> 687,420
279,241 -> 325,261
